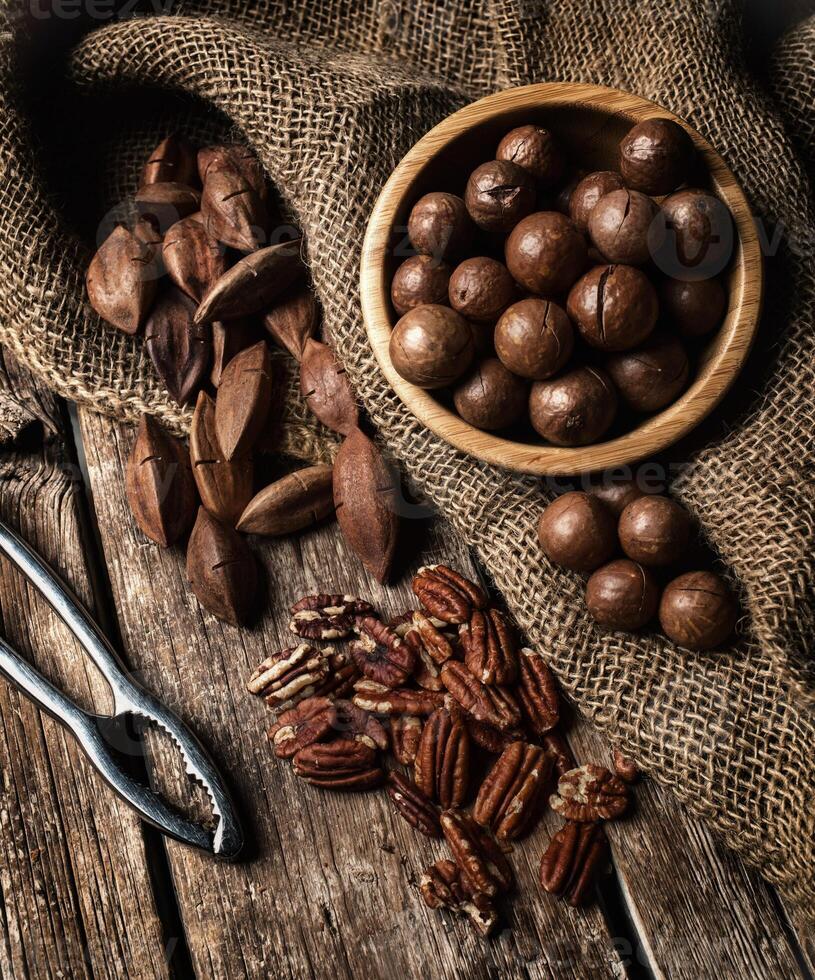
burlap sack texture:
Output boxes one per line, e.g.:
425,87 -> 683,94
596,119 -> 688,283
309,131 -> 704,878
0,1 -> 813,907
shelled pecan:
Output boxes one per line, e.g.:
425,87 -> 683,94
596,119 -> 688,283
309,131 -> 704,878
420,859 -> 497,937
268,696 -> 337,759
412,565 -> 488,624
550,764 -> 631,822
460,608 -> 518,686
440,661 -> 522,731
352,679 -> 443,717
333,699 -> 389,750
474,741 -> 552,840
386,771 -> 441,838
413,708 -> 470,808
612,748 -> 639,783
289,594 -> 375,641
292,738 -> 383,790
350,616 -> 416,688
517,647 -> 560,735
247,643 -> 329,708
542,730 -> 577,778
539,821 -> 608,907
440,809 -> 513,899
311,653 -> 360,701
390,715 -> 423,765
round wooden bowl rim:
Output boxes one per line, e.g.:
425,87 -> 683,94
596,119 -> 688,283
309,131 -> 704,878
360,82 -> 763,475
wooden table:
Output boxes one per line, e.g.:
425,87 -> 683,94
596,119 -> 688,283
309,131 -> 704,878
0,350 -> 811,980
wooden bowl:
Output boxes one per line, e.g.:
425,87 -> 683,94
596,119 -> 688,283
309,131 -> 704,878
360,83 -> 763,475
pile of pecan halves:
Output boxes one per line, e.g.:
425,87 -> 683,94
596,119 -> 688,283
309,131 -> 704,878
247,565 -> 638,937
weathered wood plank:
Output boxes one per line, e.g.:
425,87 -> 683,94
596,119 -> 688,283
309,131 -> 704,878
0,354 -> 170,979
77,409 -> 627,980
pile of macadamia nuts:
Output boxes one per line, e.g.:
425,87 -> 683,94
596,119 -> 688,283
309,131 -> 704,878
538,478 -> 738,649
389,117 -> 734,445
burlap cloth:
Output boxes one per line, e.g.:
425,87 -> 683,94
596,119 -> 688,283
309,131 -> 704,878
1,1 -> 813,908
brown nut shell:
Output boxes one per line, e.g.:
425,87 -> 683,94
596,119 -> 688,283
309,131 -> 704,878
186,507 -> 257,625
588,189 -> 660,266
529,367 -> 617,446
391,255 -> 451,316
407,192 -> 473,261
300,338 -> 359,435
618,495 -> 692,566
389,305 -> 474,389
141,136 -> 198,187
585,559 -> 659,631
569,171 -> 626,231
86,225 -> 159,335
654,189 -> 734,279
660,277 -> 727,338
237,465 -> 334,536
567,264 -> 658,352
496,125 -> 563,185
262,286 -> 319,360
658,571 -> 737,650
448,257 -> 516,324
619,118 -> 694,196
144,287 -> 211,406
453,358 -> 527,431
494,298 -> 573,380
464,160 -> 536,232
505,211 -> 587,296
190,391 -> 253,526
538,492 -> 617,572
606,332 -> 689,413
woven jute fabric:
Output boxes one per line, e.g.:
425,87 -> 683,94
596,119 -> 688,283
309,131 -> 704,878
0,0 -> 813,907
771,14 -> 815,179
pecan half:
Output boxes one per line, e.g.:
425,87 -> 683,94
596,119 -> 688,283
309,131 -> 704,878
312,654 -> 360,701
517,647 -> 560,735
267,697 -> 336,759
550,764 -> 631,822
292,738 -> 383,790
441,661 -> 522,731
440,809 -> 513,898
386,771 -> 441,838
420,859 -> 497,937
289,594 -> 374,641
333,699 -> 389,750
543,730 -> 577,778
474,741 -> 552,840
391,611 -> 453,691
413,708 -> 470,808
412,565 -> 488,624
539,821 -> 608,907
390,715 -> 423,765
350,616 -> 416,688
612,748 -> 639,783
443,696 -> 517,754
352,680 -> 443,717
247,643 -> 329,708
460,608 -> 517,686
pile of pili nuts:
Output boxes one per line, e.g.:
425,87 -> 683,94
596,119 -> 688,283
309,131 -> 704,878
247,565 -> 639,936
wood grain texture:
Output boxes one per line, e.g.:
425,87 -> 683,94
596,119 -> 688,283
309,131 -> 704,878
76,406 -> 808,980
0,354 -> 169,979
360,82 -> 763,475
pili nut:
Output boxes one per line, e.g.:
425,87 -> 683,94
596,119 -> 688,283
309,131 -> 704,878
86,224 -> 159,335
517,647 -> 560,735
267,696 -> 337,759
125,414 -> 197,547
247,642 -> 330,708
333,428 -> 399,584
352,679 -> 443,717
439,808 -> 513,899
386,770 -> 441,838
419,859 -> 497,937
263,286 -> 319,360
390,714 -> 423,765
412,565 -> 488,624
145,287 -> 212,406
440,660 -> 522,731
474,741 -> 552,841
190,391 -> 253,526
162,214 -> 226,302
539,820 -> 608,907
199,146 -> 268,252
186,507 -> 257,626
612,748 -> 639,783
135,182 -> 202,230
214,341 -> 273,460
413,707 -> 470,808
460,608 -> 518,686
542,730 -> 577,778
350,616 -> 416,688
211,319 -> 258,388
332,699 -> 389,750
550,764 -> 631,822
292,738 -> 383,791
299,338 -> 359,436
288,594 -> 374,641
194,239 -> 305,325
141,135 -> 199,187
238,465 -> 335,537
